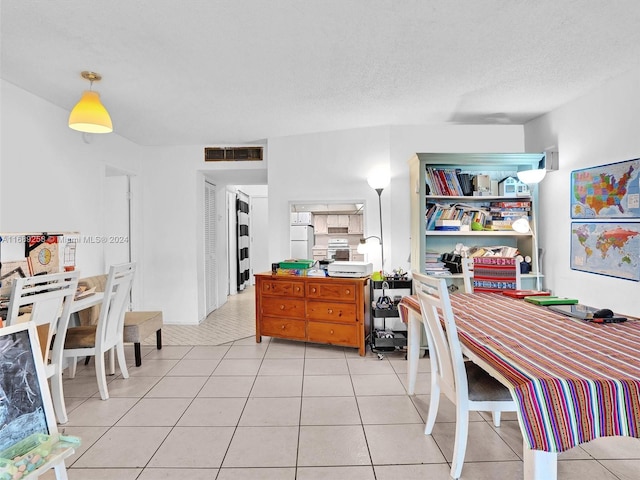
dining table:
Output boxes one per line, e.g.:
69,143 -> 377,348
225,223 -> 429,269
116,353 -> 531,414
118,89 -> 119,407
401,291 -> 640,480
69,291 -> 106,315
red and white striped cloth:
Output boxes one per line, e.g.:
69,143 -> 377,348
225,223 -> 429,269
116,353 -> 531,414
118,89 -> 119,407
400,292 -> 640,452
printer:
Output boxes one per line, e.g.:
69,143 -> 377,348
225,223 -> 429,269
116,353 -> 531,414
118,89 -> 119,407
326,261 -> 373,278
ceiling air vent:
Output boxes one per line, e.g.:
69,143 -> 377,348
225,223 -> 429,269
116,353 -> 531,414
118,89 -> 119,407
204,147 -> 263,162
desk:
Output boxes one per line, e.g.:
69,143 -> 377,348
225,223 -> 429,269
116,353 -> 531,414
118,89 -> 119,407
402,292 -> 640,480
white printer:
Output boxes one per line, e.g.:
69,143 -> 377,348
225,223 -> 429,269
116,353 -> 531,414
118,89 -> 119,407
326,261 -> 373,278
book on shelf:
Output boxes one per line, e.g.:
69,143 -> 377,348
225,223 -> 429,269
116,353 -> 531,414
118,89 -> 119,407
425,167 -> 465,196
426,202 -> 490,230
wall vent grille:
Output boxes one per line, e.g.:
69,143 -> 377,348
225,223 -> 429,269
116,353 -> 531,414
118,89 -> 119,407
204,147 -> 263,162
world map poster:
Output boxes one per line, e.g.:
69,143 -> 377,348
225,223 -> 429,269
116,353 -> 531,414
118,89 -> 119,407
571,222 -> 640,281
571,158 -> 640,218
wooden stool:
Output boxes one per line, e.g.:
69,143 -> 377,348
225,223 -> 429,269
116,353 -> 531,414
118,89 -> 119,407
123,311 -> 163,367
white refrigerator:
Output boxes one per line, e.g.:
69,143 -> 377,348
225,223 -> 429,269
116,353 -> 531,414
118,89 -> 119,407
290,225 -> 314,259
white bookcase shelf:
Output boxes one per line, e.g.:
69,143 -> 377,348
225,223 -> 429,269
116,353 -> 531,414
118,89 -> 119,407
409,152 -> 546,290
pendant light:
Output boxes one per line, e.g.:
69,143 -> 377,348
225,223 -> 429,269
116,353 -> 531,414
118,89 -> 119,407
68,71 -> 113,133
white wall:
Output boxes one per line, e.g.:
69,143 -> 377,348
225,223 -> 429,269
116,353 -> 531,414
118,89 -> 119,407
0,80 -> 144,299
269,125 -> 526,275
268,127 -> 391,271
140,147 -> 267,324
524,67 -> 640,317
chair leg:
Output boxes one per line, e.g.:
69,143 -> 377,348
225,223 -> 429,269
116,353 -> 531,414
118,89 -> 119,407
50,372 -> 68,424
84,356 -> 91,365
67,356 -> 78,378
134,343 -> 142,367
450,407 -> 470,480
424,383 -> 440,435
156,329 -> 162,350
116,342 -> 129,379
107,347 -> 116,375
95,352 -> 109,400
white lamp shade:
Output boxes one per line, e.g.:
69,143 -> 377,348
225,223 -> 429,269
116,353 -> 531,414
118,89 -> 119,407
511,217 -> 531,234
69,91 -> 113,133
367,170 -> 390,190
358,237 -> 380,254
517,168 -> 546,185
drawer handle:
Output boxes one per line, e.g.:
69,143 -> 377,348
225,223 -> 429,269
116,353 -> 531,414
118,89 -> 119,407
328,309 -> 333,314
330,329 -> 334,335
265,284 -> 270,290
281,325 -> 286,330
280,305 -> 285,310
312,287 -> 317,293
295,286 -> 300,292
345,289 -> 350,295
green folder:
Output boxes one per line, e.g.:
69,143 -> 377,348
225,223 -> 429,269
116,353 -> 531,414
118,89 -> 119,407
524,296 -> 579,306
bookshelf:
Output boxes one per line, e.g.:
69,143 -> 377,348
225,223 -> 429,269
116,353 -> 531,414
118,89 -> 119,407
409,152 -> 546,290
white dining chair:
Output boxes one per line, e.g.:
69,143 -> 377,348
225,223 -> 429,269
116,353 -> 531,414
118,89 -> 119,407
461,257 -> 474,293
412,271 -> 517,480
63,262 -> 135,400
5,270 -> 80,424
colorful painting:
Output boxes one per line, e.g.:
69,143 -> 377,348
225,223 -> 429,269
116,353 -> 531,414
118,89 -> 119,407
571,158 -> 640,219
571,222 -> 640,281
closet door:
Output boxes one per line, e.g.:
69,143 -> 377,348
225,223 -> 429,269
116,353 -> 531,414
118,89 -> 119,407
205,181 -> 218,314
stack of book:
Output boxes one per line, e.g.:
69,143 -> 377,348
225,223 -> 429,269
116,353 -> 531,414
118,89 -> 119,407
486,200 -> 531,231
424,251 -> 449,275
275,259 -> 313,276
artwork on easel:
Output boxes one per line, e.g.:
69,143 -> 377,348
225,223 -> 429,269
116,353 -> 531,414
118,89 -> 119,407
0,323 -> 49,453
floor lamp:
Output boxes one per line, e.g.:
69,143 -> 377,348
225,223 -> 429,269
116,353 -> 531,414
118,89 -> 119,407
367,171 -> 390,273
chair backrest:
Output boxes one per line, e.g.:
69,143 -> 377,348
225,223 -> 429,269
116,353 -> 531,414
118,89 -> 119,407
6,271 -> 80,365
95,262 -> 135,351
461,258 -> 474,293
412,271 -> 469,402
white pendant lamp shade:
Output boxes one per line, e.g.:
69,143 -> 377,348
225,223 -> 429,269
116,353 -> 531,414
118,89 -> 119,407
68,71 -> 113,134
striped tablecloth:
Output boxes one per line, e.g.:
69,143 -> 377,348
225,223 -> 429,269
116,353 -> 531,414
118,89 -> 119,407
400,292 -> 640,453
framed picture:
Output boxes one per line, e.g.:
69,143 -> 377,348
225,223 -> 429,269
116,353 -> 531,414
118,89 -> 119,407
570,222 -> 640,281
0,322 -> 56,454
571,158 -> 640,219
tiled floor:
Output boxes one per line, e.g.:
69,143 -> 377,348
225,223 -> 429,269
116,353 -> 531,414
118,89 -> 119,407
44,291 -> 640,479
142,287 -> 256,347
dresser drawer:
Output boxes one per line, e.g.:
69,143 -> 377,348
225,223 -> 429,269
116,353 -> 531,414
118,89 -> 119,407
307,321 -> 358,347
261,297 -> 305,319
261,280 -> 304,297
307,282 -> 357,301
260,317 -> 306,340
306,300 -> 357,323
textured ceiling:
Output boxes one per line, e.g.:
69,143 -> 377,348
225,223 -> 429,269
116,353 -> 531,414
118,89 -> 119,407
2,1 -> 640,146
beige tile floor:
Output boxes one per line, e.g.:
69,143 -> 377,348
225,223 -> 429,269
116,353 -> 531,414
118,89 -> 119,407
43,289 -> 640,479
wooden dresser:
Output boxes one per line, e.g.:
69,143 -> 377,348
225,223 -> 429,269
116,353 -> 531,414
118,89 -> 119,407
254,273 -> 369,356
